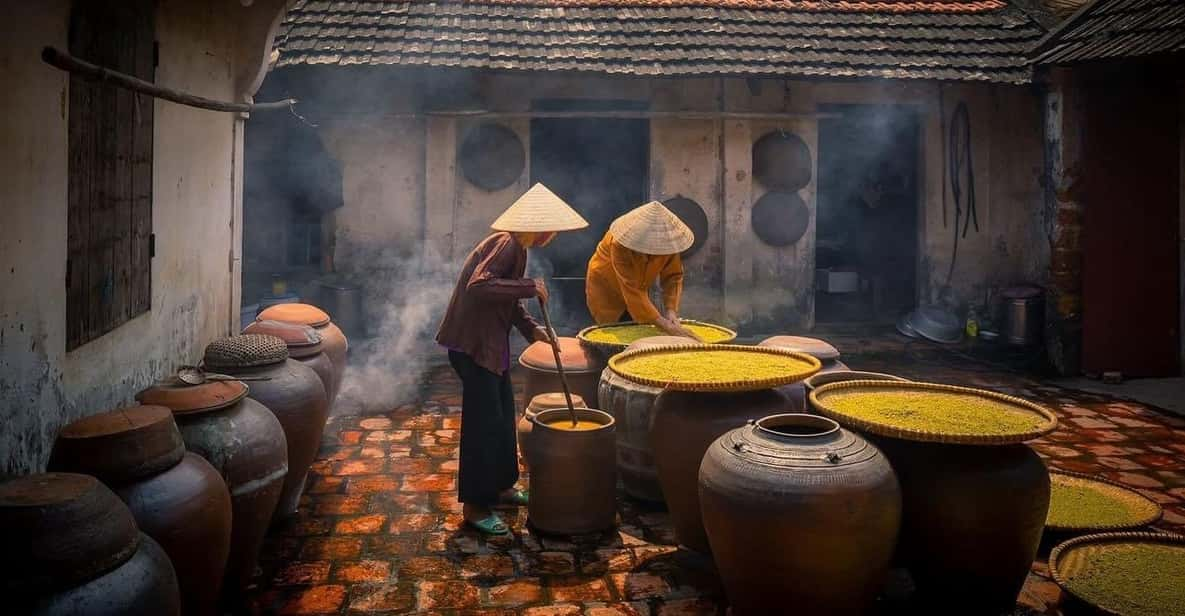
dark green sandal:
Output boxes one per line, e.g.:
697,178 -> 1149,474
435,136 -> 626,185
466,514 -> 509,536
496,489 -> 529,507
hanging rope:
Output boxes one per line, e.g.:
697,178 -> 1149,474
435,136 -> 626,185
945,101 -> 978,287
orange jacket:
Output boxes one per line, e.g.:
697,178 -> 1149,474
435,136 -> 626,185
585,232 -> 683,324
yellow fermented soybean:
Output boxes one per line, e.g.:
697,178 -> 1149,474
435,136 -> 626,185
544,420 -> 604,431
615,350 -> 814,384
818,389 -> 1046,436
1060,543 -> 1185,616
1047,475 -> 1159,529
584,323 -> 732,345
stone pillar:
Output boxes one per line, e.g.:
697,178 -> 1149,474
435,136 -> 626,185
1043,68 -> 1085,376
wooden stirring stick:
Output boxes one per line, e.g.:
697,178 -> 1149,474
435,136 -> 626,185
538,298 -> 578,427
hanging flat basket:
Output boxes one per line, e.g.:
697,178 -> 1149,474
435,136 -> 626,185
752,191 -> 810,247
752,131 -> 812,191
662,197 -> 709,258
459,122 -> 525,191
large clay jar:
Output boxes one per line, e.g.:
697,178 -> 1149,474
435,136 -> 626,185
651,387 -> 795,553
203,334 -> 328,519
518,392 -> 586,470
49,405 -> 232,616
526,408 -> 617,535
257,303 -> 348,402
1,473 -> 180,615
597,335 -> 697,502
519,337 -> 603,410
759,335 -> 850,375
138,379 -> 288,595
245,319 -> 335,409
699,414 -> 901,615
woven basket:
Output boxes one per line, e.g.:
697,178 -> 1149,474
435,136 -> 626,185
1049,531 -> 1185,616
1046,470 -> 1163,533
809,380 -> 1058,445
203,334 -> 289,370
577,320 -> 737,355
607,343 -> 820,392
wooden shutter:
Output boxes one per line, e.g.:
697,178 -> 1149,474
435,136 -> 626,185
66,0 -> 155,350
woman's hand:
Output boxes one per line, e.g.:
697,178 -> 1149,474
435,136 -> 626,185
656,316 -> 703,342
533,278 -> 549,304
532,326 -> 554,345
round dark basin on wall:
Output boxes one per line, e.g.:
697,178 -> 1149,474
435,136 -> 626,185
752,130 -> 812,191
459,122 -> 525,191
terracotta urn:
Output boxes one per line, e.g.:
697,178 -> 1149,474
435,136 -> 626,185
518,392 -> 586,470
244,319 -> 335,409
519,337 -> 603,409
257,303 -> 348,402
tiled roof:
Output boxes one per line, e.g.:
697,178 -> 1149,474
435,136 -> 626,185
276,0 -> 1045,83
1033,0 -> 1185,64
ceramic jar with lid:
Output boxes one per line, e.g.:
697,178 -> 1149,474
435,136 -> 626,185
518,392 -> 587,470
257,303 -> 348,402
244,319 -> 335,409
203,334 -> 328,518
519,337 -> 604,410
49,406 -> 232,616
137,379 -> 288,594
1,473 -> 180,615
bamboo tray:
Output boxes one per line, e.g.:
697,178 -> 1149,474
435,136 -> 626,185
577,320 -> 736,354
809,380 -> 1058,445
607,344 -> 820,392
1047,471 -> 1163,533
1049,531 -> 1185,616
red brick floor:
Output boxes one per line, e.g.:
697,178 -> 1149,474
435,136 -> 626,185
246,341 -> 1185,616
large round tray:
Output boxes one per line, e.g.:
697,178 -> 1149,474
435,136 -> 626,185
809,380 -> 1058,445
1049,531 -> 1185,616
1047,471 -> 1163,533
607,344 -> 820,393
578,320 -> 736,354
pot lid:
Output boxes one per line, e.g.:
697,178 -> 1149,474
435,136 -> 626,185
243,319 -> 323,357
136,379 -> 249,415
258,303 -> 331,327
204,334 -> 289,370
49,405 -> 185,484
758,336 -> 841,361
519,337 -> 603,373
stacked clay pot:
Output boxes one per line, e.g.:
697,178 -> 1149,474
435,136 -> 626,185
517,392 -> 586,470
138,379 -> 287,595
519,337 -> 603,410
1,473 -> 180,615
203,334 -> 328,519
244,319 -> 334,409
257,303 -> 347,403
699,414 -> 901,615
759,335 -> 849,374
526,408 -> 617,534
597,335 -> 696,502
48,406 -> 232,616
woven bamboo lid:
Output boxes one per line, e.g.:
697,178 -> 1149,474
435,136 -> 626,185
244,319 -> 323,358
49,405 -> 185,484
204,334 -> 289,370
489,183 -> 589,233
257,303 -> 331,327
608,201 -> 695,255
136,380 -> 249,415
1046,470 -> 1162,532
608,344 -> 821,392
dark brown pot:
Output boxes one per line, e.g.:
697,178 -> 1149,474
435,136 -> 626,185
803,370 -> 908,392
138,380 -> 288,594
874,437 -> 1050,613
519,337 -> 603,411
244,319 -> 336,409
651,387 -> 796,553
204,334 -> 328,519
1,473 -> 180,615
526,408 -> 617,535
49,406 -> 233,616
700,414 -> 901,615
257,303 -> 348,402
518,392 -> 587,471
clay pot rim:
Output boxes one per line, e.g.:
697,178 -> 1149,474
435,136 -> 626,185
803,370 -> 908,391
752,413 -> 840,440
531,407 -> 616,433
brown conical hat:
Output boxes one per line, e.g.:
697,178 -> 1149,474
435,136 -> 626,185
608,201 -> 694,255
490,183 -> 589,233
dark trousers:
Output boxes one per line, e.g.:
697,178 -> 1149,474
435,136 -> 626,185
448,351 -> 519,506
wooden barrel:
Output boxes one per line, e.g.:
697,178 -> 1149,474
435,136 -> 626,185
519,337 -> 603,410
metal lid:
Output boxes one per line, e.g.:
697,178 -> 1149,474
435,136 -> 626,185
243,319 -> 323,358
758,336 -> 841,362
136,379 -> 249,415
257,303 -> 331,327
203,334 -> 289,370
49,405 -> 185,484
519,337 -> 603,373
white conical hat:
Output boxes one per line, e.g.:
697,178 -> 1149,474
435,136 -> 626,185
608,201 -> 694,255
490,183 -> 589,233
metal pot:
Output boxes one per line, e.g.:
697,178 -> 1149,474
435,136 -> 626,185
1002,286 -> 1044,346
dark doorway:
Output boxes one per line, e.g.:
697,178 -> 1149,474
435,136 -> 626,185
815,105 -> 921,323
529,100 -> 649,328
1081,76 -> 1180,377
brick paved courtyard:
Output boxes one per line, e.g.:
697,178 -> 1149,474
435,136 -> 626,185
246,336 -> 1185,615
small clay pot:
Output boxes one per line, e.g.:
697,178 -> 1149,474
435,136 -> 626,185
244,319 -> 335,410
257,303 -> 348,402
518,392 -> 586,470
526,408 -> 617,535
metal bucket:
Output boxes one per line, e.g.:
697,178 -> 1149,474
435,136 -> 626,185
313,279 -> 364,341
1002,286 -> 1044,347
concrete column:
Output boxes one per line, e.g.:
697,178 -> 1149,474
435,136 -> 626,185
1043,68 -> 1085,376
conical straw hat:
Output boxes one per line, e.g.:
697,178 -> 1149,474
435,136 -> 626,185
608,201 -> 694,255
490,183 -> 589,233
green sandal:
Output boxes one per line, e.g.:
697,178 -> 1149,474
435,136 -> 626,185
496,489 -> 529,507
466,514 -> 510,536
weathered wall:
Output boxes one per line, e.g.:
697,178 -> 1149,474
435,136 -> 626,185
0,1 -> 254,473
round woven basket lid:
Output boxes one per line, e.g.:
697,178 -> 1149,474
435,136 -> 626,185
577,320 -> 737,354
1049,531 -> 1185,616
608,344 -> 821,392
809,380 -> 1058,445
244,319 -> 323,358
137,379 -> 249,415
257,303 -> 331,327
1046,471 -> 1163,532
519,337 -> 603,374
49,405 -> 185,484
758,335 -> 841,362
204,334 -> 289,370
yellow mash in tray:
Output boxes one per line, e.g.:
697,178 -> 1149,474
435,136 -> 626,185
817,389 -> 1048,436
613,349 -> 815,385
1058,542 -> 1185,616
1047,474 -> 1161,530
583,323 -> 733,345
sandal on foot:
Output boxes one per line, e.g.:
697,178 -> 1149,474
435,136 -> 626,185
466,514 -> 509,536
496,489 -> 529,507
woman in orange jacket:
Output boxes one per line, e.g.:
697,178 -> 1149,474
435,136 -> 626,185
585,201 -> 700,339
